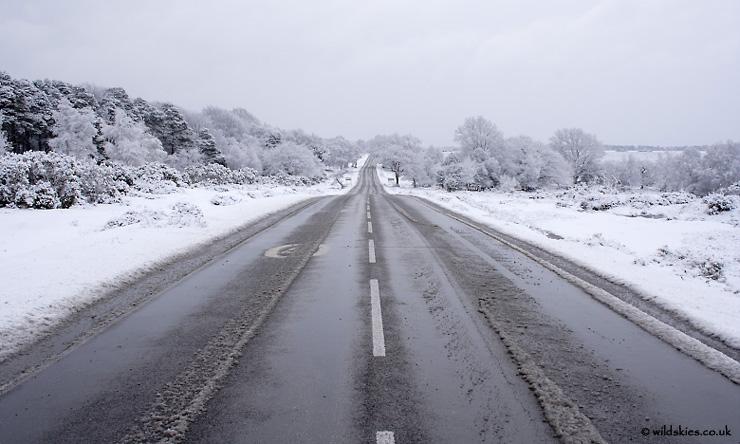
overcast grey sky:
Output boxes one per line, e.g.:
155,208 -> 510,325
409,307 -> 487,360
1,0 -> 738,147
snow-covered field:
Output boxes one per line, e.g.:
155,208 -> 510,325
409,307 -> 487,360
0,158 -> 367,361
378,167 -> 740,349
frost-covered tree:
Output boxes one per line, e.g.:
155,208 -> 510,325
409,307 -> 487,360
196,128 -> 226,166
372,134 -> 424,185
409,146 -> 443,187
214,134 -> 262,171
158,103 -> 198,155
43,80 -> 98,110
101,109 -> 166,166
201,107 -> 251,140
140,102 -> 198,156
549,128 -> 604,184
503,136 -> 570,190
602,155 -> 657,190
660,148 -> 703,193
437,153 -> 478,191
168,146 -> 204,170
260,141 -> 324,178
0,129 -> 8,152
699,140 -> 740,194
195,107 -> 270,167
98,87 -> 139,124
0,113 -> 9,152
454,116 -> 505,162
48,100 -> 100,160
0,73 -> 54,153
381,144 -> 410,185
323,136 -> 360,168
453,116 -> 507,187
287,129 -> 326,161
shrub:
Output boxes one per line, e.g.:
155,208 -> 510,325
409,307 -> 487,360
257,172 -> 321,187
77,161 -> 131,204
133,162 -> 186,194
184,163 -> 257,186
579,196 -> 621,211
702,193 -> 737,215
0,151 -> 132,208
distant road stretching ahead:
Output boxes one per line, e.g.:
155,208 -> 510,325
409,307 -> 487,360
1,158 -> 738,443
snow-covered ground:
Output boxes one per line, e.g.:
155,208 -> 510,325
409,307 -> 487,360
0,157 -> 367,361
378,167 -> 740,349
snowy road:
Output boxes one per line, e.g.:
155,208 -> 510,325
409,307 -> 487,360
1,160 -> 739,443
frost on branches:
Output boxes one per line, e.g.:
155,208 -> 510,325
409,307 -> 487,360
48,100 -> 100,161
0,151 -> 130,208
101,110 -> 167,166
0,72 -> 366,197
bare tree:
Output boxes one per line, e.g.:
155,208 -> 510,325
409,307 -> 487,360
548,128 -> 604,184
371,134 -> 424,185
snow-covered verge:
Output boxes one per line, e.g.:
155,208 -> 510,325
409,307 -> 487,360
0,156 -> 368,361
378,167 -> 740,349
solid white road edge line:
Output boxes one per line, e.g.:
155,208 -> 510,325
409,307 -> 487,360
376,431 -> 395,444
368,221 -> 373,233
370,279 -> 386,357
369,239 -> 376,263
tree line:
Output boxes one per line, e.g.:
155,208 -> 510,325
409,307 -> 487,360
0,72 -> 361,178
2,72 -> 738,198
370,116 -> 739,196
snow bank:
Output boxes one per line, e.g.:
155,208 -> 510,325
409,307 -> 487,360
0,159 -> 366,360
379,167 -> 740,349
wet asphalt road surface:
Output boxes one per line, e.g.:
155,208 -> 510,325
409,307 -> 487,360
1,160 -> 739,443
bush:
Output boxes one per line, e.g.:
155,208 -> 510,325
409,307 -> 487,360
0,152 -> 133,209
1,152 -> 74,208
104,201 -> 206,229
257,172 -> 321,187
77,161 -> 132,204
651,246 -> 725,281
211,194 -> 241,206
702,193 -> 737,215
697,261 -> 724,281
579,196 -> 621,211
133,162 -> 186,194
184,163 -> 257,186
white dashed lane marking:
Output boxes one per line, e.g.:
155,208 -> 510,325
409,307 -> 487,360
367,199 -> 393,440
376,431 -> 395,443
369,239 -> 376,264
370,279 -> 386,357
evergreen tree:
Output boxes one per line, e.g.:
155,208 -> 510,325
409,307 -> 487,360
158,103 -> 197,155
196,128 -> 226,166
99,87 -> 139,124
0,114 -> 9,152
0,73 -> 54,153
